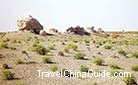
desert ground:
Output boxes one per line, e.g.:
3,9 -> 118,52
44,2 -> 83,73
0,31 -> 138,85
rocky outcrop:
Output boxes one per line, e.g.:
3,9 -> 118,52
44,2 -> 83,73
97,28 -> 104,33
48,28 -> 58,34
86,26 -> 97,33
39,30 -> 46,36
66,26 -> 90,35
17,15 -> 43,34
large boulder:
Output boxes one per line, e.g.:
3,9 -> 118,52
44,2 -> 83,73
17,15 -> 43,34
39,30 -> 46,36
66,26 -> 89,35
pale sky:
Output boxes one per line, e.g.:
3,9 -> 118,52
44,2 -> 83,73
0,0 -> 138,32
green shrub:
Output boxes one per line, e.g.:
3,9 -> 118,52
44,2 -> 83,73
131,65 -> 138,71
50,64 -> 58,72
74,52 -> 85,59
15,58 -> 22,64
67,43 -> 77,50
84,39 -> 90,43
93,57 -> 104,65
110,70 -> 119,76
58,51 -> 64,56
47,45 -> 54,50
95,39 -> 107,45
29,45 -> 49,55
16,81 -> 24,85
109,62 -> 120,69
104,45 -> 112,49
132,52 -> 138,58
0,41 -> 8,48
41,56 -> 52,63
64,46 -> 69,52
123,75 -> 137,85
118,49 -> 126,56
87,81 -> 97,85
2,70 -> 14,80
80,65 -> 89,72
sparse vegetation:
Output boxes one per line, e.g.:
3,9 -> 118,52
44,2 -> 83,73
123,75 -> 137,85
2,70 -> 14,80
104,45 -> 112,49
41,56 -> 52,63
74,52 -> 85,59
87,81 -> 97,85
67,43 -> 77,50
47,45 -> 55,50
15,58 -> 22,64
0,41 -> 8,48
16,81 -> 24,85
58,51 -> 64,56
80,65 -> 89,72
64,46 -> 69,52
110,70 -> 119,76
29,45 -> 49,55
118,49 -> 126,56
109,62 -> 120,69
131,65 -> 138,71
131,52 -> 138,58
50,64 -> 58,72
93,57 -> 104,65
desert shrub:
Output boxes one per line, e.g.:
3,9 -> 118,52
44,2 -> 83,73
12,40 -> 17,43
109,62 -> 120,69
118,49 -> 126,56
67,43 -> 77,50
131,52 -> 138,58
64,46 -> 69,52
110,70 -> 119,76
41,56 -> 52,63
10,47 -> 16,50
131,40 -> 138,46
29,45 -> 49,55
123,75 -> 137,85
93,57 -> 104,65
0,41 -> 8,48
58,51 -> 64,56
109,39 -> 118,44
104,45 -> 112,49
94,67 -> 102,72
15,58 -> 22,64
95,39 -> 107,45
87,81 -> 97,85
50,64 -> 58,72
131,65 -> 138,71
70,38 -> 78,43
16,81 -> 24,85
80,65 -> 89,72
2,70 -> 14,80
47,45 -> 54,50
84,39 -> 90,43
74,52 -> 85,59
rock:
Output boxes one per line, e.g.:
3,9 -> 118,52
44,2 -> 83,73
97,28 -> 104,33
86,26 -> 97,33
39,30 -> 46,36
17,15 -> 43,34
66,26 -> 90,35
2,63 -> 9,69
48,28 -> 58,34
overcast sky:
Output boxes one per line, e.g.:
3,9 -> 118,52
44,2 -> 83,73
0,0 -> 138,32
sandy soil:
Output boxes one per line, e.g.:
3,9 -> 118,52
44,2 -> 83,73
0,31 -> 138,85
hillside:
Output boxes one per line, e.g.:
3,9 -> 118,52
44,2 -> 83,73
0,31 -> 138,85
